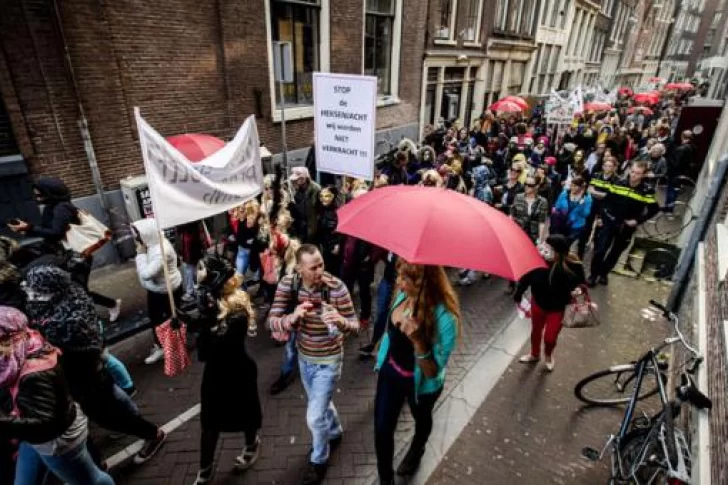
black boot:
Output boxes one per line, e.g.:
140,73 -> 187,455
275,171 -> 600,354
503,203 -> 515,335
396,444 -> 425,476
269,372 -> 295,395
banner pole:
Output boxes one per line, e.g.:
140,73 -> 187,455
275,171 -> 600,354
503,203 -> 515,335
135,107 -> 178,320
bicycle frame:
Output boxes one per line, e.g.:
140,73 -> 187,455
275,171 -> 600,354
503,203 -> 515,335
608,341 -> 675,481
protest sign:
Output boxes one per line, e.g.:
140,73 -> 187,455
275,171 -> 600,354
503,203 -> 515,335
314,73 -> 377,181
135,108 -> 263,230
545,92 -> 576,125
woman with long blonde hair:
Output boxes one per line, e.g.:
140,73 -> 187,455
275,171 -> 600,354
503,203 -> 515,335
374,260 -> 460,484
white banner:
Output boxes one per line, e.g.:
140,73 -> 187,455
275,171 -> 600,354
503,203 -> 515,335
569,85 -> 584,114
135,109 -> 263,230
314,72 -> 377,181
545,91 -> 576,125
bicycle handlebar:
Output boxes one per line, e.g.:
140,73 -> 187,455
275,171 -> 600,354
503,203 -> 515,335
649,299 -> 670,317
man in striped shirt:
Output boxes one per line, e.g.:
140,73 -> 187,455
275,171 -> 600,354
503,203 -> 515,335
268,244 -> 359,485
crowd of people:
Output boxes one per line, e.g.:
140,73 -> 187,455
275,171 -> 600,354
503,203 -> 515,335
0,87 -> 698,485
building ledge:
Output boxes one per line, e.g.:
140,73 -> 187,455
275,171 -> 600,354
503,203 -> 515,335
434,39 -> 458,46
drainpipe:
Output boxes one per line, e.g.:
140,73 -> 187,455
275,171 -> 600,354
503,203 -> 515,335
52,0 -> 108,211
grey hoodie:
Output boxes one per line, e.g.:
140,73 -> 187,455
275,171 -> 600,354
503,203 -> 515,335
132,219 -> 182,294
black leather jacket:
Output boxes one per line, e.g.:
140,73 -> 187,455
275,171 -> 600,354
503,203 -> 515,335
0,363 -> 77,444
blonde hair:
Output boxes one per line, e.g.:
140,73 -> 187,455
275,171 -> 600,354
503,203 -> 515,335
244,199 -> 260,218
217,273 -> 257,336
420,169 -> 443,187
396,260 -> 461,345
274,209 -> 293,232
283,238 -> 301,276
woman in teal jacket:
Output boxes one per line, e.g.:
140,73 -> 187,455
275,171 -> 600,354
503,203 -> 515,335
552,176 -> 593,245
374,259 -> 460,484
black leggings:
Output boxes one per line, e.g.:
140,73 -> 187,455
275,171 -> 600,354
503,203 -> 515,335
200,428 -> 257,470
374,361 -> 442,482
147,288 -> 182,345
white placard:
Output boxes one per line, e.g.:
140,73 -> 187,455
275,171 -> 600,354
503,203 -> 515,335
314,72 -> 377,181
135,108 -> 263,230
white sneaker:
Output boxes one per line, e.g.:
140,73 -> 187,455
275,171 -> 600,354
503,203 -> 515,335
458,278 -> 472,286
181,293 -> 196,303
144,345 -> 165,365
109,299 -> 122,323
518,354 -> 539,363
544,357 -> 555,372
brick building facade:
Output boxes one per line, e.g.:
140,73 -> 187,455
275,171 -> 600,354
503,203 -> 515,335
0,0 -> 425,212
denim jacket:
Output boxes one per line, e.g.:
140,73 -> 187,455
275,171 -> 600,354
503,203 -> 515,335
375,292 -> 458,397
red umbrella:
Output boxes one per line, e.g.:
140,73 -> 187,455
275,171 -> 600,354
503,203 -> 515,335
627,106 -> 654,116
166,134 -> 225,162
618,87 -> 634,96
499,95 -> 529,109
633,92 -> 659,105
665,82 -> 694,90
336,186 -> 546,280
584,102 -> 613,112
489,99 -> 524,113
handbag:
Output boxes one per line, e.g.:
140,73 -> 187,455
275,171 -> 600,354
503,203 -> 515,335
260,249 -> 279,285
563,285 -> 600,328
154,320 -> 191,377
63,210 -> 112,257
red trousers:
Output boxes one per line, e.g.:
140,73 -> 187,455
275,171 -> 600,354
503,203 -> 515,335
530,299 -> 565,358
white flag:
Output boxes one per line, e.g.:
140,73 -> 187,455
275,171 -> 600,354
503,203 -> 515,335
135,108 -> 263,230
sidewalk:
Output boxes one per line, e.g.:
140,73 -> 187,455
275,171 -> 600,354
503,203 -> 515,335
424,276 -> 671,485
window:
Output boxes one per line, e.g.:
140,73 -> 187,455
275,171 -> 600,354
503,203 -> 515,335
560,0 -> 569,28
0,98 -> 19,158
365,0 -> 395,95
270,0 -> 321,107
461,0 -> 482,42
436,0 -> 457,39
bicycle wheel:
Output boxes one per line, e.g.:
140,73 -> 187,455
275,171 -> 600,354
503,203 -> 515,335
655,202 -> 693,237
619,427 -> 668,484
574,364 -> 663,405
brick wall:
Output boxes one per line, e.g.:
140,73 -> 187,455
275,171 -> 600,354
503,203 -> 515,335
0,0 -> 426,197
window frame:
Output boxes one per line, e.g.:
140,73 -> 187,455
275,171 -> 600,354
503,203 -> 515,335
364,0 -> 397,97
264,0 -> 330,122
462,0 -> 486,46
435,0 -> 459,44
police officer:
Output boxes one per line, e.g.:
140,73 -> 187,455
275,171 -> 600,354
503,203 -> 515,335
588,160 -> 659,286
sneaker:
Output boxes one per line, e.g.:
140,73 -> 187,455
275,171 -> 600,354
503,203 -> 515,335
396,444 -> 425,476
109,299 -> 122,323
457,269 -> 469,279
518,354 -> 539,363
482,273 -> 491,280
269,372 -> 295,395
329,434 -> 342,451
302,462 -> 328,485
192,466 -> 213,484
144,346 -> 165,365
358,343 -> 376,359
598,275 -> 609,286
458,277 -> 473,286
544,357 -> 555,372
133,430 -> 167,464
234,436 -> 260,471
181,293 -> 196,304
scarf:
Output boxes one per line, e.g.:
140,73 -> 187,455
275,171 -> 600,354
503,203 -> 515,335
0,306 -> 51,388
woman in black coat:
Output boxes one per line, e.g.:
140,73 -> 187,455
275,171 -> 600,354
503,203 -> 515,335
182,255 -> 262,485
316,186 -> 341,276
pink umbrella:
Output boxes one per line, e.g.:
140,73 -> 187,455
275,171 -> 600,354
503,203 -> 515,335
499,95 -> 529,109
489,100 -> 524,113
337,186 -> 546,280
166,134 -> 225,162
584,102 -> 613,112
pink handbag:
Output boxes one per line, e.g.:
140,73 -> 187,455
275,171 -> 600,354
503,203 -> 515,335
154,320 -> 191,377
563,285 -> 600,328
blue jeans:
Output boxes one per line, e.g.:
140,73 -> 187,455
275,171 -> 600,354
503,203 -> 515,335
15,441 -> 114,485
371,278 -> 394,346
298,358 -> 343,464
236,246 -> 251,278
281,331 -> 298,376
182,262 -> 197,296
103,350 -> 134,392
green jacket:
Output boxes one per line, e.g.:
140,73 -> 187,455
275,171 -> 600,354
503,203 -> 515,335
375,291 -> 458,397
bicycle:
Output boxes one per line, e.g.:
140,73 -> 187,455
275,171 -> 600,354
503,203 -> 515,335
575,300 -> 712,484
